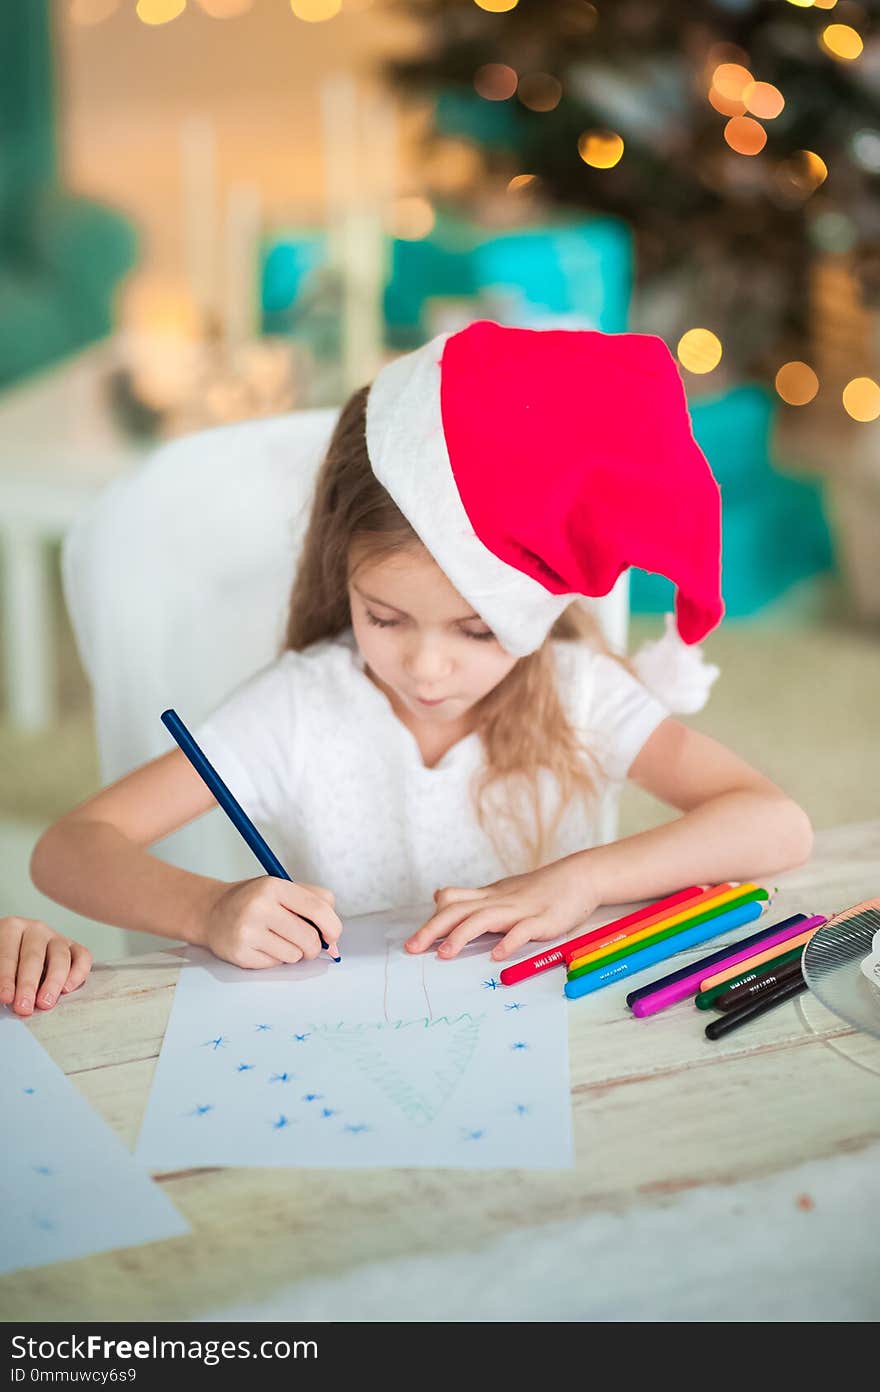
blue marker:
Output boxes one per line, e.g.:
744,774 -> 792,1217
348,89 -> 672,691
564,899 -> 768,1000
161,708 -> 341,962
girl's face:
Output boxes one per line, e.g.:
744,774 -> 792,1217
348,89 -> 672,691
348,545 -> 519,728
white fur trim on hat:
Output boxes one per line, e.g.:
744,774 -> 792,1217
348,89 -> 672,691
365,333 -> 573,657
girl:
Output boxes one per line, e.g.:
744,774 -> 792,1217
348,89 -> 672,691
11,322 -> 812,997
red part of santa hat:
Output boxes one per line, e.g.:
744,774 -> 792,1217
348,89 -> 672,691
365,320 -> 724,656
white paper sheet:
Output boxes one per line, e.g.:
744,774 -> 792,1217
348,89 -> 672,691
0,1011 -> 189,1275
136,907 -> 573,1169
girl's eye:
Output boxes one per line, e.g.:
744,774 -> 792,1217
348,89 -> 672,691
463,628 -> 495,643
365,611 -> 400,629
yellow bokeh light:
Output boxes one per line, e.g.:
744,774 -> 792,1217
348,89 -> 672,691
743,82 -> 785,120
578,131 -> 624,169
518,73 -> 562,112
392,197 -> 436,241
474,0 -> 519,11
136,0 -> 185,22
712,63 -> 753,101
813,0 -> 838,8
775,362 -> 819,406
785,0 -> 814,7
821,24 -> 863,60
724,116 -> 768,156
842,377 -> 880,422
677,329 -> 723,375
803,150 -> 829,184
474,63 -> 518,101
70,0 -> 120,24
507,174 -> 537,192
290,0 -> 342,20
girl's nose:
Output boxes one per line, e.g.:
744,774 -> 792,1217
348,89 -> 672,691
404,637 -> 453,685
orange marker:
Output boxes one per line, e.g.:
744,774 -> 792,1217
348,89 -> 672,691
567,883 -> 760,973
698,925 -> 821,991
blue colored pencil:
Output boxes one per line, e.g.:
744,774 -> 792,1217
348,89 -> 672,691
161,708 -> 340,962
564,899 -> 769,1000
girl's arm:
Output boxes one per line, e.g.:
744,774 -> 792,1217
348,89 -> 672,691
406,718 -> 813,960
30,752 -> 342,966
584,717 -> 814,904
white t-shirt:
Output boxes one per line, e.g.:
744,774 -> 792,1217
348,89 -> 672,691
193,629 -> 668,918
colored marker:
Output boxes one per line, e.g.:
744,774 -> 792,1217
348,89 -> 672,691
694,944 -> 806,1010
705,971 -> 808,1040
560,883 -> 738,963
564,899 -> 769,1001
498,885 -> 708,986
698,926 -> 821,991
161,708 -> 341,962
630,916 -> 824,1017
567,885 -> 770,977
715,955 -> 805,1011
624,912 -> 814,1009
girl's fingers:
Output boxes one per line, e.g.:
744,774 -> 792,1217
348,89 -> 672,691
61,942 -> 93,995
0,919 -> 25,1007
274,886 -> 343,954
13,934 -> 50,1017
262,924 -> 306,965
490,917 -> 548,962
433,885 -> 487,908
35,938 -> 73,1010
405,899 -> 489,953
436,906 -> 519,959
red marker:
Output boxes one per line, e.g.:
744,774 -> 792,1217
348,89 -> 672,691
498,885 -> 710,987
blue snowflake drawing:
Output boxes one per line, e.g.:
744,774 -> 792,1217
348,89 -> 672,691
504,1002 -> 525,1011
293,1033 -> 310,1043
203,1035 -> 229,1051
511,1041 -> 529,1051
255,1024 -> 271,1032
461,1128 -> 485,1141
302,1092 -> 324,1103
32,1165 -> 53,1176
32,1216 -> 56,1231
320,1108 -> 338,1119
514,1103 -> 530,1116
269,1072 -> 294,1084
189,1104 -> 214,1117
271,1115 -> 293,1130
482,977 -> 501,991
23,1087 -> 35,1095
236,1063 -> 255,1073
344,1123 -> 369,1134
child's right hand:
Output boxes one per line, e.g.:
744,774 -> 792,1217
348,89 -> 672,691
203,877 -> 342,969
0,917 -> 93,1017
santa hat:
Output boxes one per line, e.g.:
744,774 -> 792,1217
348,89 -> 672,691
365,321 -> 724,691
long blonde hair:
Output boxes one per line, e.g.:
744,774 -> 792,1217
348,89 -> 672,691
284,385 -> 622,870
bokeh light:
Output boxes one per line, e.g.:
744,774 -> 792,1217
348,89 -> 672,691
677,329 -> 723,374
474,63 -> 518,101
136,0 -> 186,22
473,0 -> 519,11
708,86 -> 746,117
392,197 -> 436,241
820,24 -> 864,59
775,362 -> 820,405
724,116 -> 768,155
743,82 -> 785,119
290,0 -> 342,19
577,131 -> 624,168
517,73 -> 563,112
507,174 -> 537,192
712,63 -> 753,101
842,377 -> 880,422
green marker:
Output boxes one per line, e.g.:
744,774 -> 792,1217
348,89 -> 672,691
694,944 -> 805,1010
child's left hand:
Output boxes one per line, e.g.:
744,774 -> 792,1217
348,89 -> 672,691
404,856 -> 600,963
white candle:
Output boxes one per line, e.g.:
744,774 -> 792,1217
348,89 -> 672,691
222,182 -> 262,354
180,115 -> 217,328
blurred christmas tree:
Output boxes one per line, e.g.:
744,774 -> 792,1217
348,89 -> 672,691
388,0 -> 880,389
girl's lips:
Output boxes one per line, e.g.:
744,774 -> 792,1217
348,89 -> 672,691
415,695 -> 448,706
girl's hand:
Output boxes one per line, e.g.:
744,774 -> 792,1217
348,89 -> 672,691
0,917 -> 93,1017
405,856 -> 601,963
203,876 -> 342,969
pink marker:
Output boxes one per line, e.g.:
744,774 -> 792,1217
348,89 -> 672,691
631,914 -> 827,1018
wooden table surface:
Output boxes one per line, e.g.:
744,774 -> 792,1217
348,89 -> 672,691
3,820 -> 879,1322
